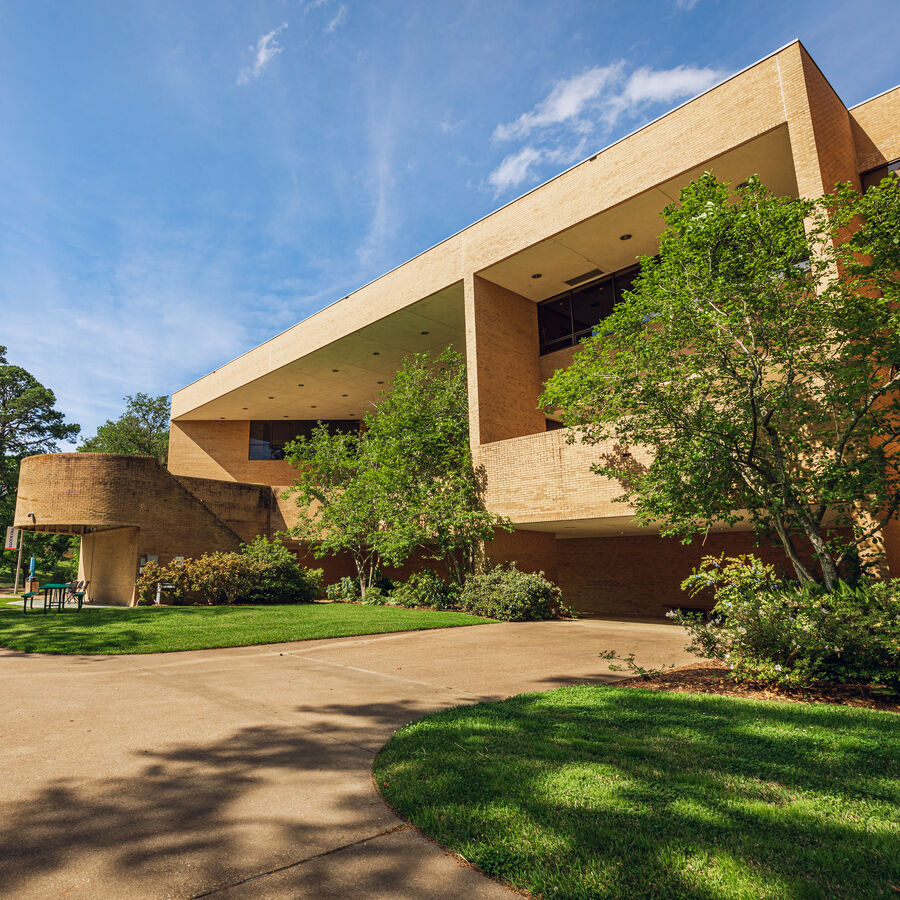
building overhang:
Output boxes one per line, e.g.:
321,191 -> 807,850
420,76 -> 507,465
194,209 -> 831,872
478,125 -> 799,301
172,284 -> 465,422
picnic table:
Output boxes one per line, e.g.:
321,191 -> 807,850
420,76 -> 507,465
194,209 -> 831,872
21,583 -> 86,613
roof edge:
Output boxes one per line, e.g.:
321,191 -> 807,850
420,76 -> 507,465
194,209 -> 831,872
173,38 -> 804,403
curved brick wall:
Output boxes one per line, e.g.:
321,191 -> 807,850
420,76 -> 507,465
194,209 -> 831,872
16,453 -> 170,530
14,454 -> 246,604
13,453 -> 356,604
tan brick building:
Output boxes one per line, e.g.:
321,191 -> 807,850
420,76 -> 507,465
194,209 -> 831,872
15,41 -> 900,610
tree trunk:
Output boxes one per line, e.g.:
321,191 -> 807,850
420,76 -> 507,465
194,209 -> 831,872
796,515 -> 841,591
768,512 -> 819,587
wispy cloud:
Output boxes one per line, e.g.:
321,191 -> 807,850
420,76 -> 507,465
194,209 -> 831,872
488,140 -> 589,195
487,146 -> 543,194
438,116 -> 464,135
674,0 -> 701,9
611,65 -> 726,117
324,5 -> 348,34
236,23 -> 287,85
488,62 -> 726,195
493,64 -> 623,142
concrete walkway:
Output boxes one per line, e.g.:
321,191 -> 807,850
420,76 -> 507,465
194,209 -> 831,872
0,619 -> 693,898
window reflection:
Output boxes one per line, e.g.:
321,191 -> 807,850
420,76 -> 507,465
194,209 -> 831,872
249,420 -> 359,460
537,264 -> 640,355
860,159 -> 899,192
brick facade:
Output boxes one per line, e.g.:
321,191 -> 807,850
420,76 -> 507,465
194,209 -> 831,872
17,42 -> 900,611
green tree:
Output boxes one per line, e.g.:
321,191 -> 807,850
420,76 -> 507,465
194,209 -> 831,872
364,348 -> 508,584
284,424 -> 385,596
284,349 -> 507,593
541,173 -> 900,591
78,393 -> 170,465
0,345 -> 80,582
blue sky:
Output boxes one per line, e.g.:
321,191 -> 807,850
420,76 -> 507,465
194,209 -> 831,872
1,0 -> 898,446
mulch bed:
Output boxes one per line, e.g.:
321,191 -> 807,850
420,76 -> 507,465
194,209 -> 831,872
617,662 -> 900,712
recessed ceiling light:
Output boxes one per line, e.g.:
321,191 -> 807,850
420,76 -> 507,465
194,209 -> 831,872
531,273 -> 542,279
342,394 -> 348,397
619,233 -> 632,241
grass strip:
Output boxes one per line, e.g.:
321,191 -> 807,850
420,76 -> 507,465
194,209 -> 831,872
0,602 -> 495,654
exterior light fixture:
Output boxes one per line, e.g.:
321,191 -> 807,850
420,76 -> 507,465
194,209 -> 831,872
372,351 -> 380,355
420,331 -> 429,335
531,273 -> 542,279
377,380 -> 384,384
332,369 -> 339,372
297,383 -> 304,387
619,233 -> 632,241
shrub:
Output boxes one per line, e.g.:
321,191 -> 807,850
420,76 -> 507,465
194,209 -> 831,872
134,538 -> 322,606
672,554 -> 900,689
459,564 -> 566,621
325,576 -> 360,603
360,585 -> 389,605
391,570 -> 457,610
240,537 -> 323,604
324,571 -> 396,604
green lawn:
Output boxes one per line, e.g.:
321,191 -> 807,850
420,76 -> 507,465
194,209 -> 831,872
0,603 -> 495,654
375,685 -> 900,900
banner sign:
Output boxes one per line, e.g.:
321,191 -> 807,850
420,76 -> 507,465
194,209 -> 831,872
4,527 -> 19,551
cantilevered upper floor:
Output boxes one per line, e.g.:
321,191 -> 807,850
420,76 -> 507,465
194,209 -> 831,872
167,40 -> 900,537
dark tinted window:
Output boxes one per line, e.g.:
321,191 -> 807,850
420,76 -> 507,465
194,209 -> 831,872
249,420 -> 358,460
572,278 -> 615,336
537,262 -> 645,354
614,266 -> 640,304
538,296 -> 572,349
861,159 -> 900,192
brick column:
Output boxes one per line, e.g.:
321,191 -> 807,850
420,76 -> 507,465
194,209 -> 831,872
463,274 -> 546,446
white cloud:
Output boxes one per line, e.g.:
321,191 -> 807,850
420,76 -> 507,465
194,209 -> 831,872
324,5 -> 348,34
487,146 -> 543,194
486,139 -> 589,197
488,62 -> 727,195
236,23 -> 288,85
674,0 -> 701,9
617,64 -> 725,111
438,116 -> 464,135
493,64 -> 622,142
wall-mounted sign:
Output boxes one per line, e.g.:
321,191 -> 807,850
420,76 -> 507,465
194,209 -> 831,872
4,527 -> 19,551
